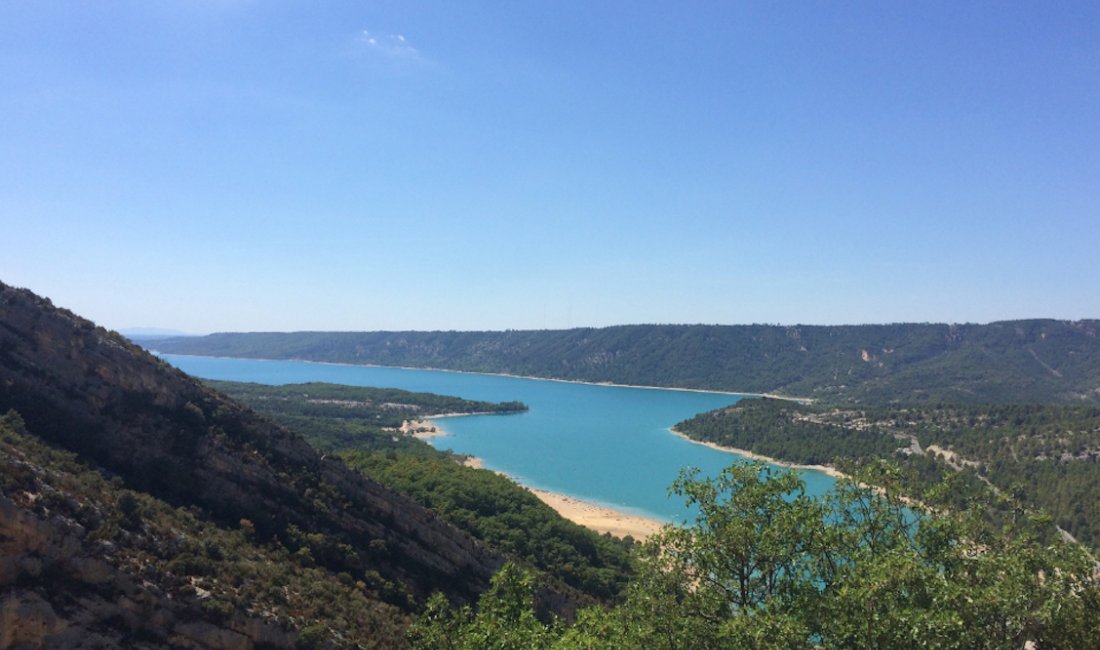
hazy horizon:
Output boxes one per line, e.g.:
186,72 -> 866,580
3,2 -> 1097,332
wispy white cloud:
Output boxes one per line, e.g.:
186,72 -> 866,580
356,29 -> 422,62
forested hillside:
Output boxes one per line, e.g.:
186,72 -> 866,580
676,398 -> 1100,549
150,321 -> 1100,404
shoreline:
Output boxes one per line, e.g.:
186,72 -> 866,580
157,352 -> 811,403
165,351 -> 822,536
525,486 -> 666,541
668,427 -> 849,480
415,417 -> 667,541
402,411 -> 505,439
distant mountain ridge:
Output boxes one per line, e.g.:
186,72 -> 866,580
150,321 -> 1100,404
118,327 -> 196,341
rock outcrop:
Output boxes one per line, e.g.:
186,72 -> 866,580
0,488 -> 294,649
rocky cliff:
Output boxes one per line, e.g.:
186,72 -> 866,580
0,281 -> 505,648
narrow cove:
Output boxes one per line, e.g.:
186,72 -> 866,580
161,354 -> 839,524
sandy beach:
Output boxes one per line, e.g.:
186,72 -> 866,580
669,427 -> 849,480
407,417 -> 668,540
526,487 -> 666,540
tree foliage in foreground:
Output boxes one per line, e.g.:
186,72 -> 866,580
411,461 -> 1100,649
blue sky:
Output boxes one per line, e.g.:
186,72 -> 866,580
2,1 -> 1097,332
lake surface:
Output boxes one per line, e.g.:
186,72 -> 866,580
161,354 -> 837,522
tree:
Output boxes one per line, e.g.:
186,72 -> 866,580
411,461 -> 1100,649
409,563 -> 555,650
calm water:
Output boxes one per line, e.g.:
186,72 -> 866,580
162,354 -> 837,522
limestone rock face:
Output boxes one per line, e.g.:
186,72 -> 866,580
0,281 -> 506,647
1,491 -> 294,649
0,591 -> 66,648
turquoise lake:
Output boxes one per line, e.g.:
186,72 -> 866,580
161,354 -> 837,522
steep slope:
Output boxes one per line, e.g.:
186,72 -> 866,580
0,281 -> 505,646
1,412 -> 409,648
151,321 -> 1100,404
